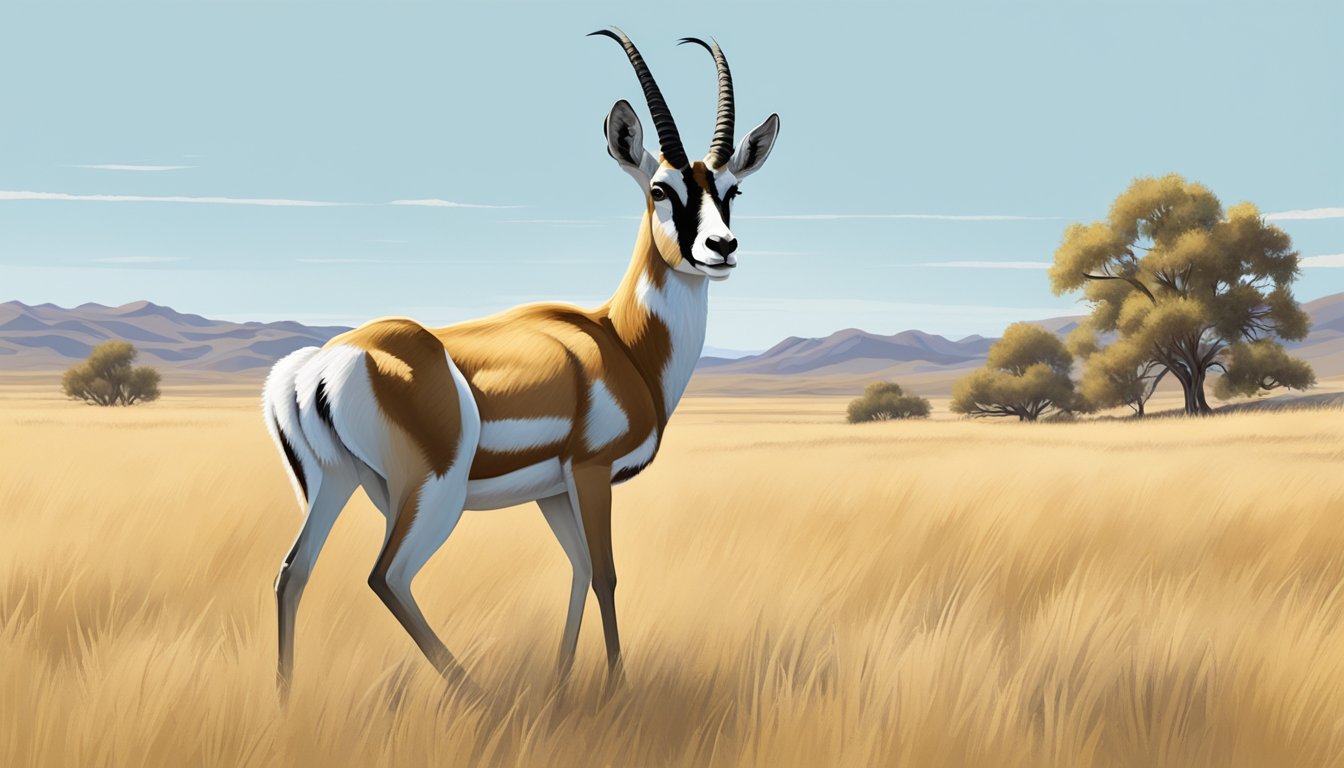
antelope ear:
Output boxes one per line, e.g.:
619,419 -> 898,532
727,113 -> 780,180
604,100 -> 659,188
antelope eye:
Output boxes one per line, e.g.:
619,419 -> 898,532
727,186 -> 742,200
650,186 -> 667,202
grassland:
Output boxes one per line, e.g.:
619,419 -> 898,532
2,381 -> 1343,767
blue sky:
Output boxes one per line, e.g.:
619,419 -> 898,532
1,0 -> 1340,350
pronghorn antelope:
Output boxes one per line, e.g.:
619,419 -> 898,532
264,28 -> 779,696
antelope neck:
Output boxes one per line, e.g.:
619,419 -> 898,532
605,211 -> 710,429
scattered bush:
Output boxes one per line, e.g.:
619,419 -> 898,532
950,323 -> 1082,422
62,341 -> 161,406
846,382 -> 931,423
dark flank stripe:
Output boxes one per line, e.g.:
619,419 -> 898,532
315,378 -> 335,429
277,423 -> 308,500
613,462 -> 650,484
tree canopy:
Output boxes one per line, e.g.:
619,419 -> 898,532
950,323 -> 1081,422
1067,327 -> 1166,416
62,341 -> 162,406
846,382 -> 931,423
1050,175 -> 1313,415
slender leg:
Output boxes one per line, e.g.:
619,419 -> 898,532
368,470 -> 475,690
275,463 -> 358,701
537,493 -> 592,676
354,460 -> 392,519
566,462 -> 623,679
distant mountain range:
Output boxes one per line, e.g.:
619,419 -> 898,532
690,292 -> 1344,395
3,295 -> 1342,392
0,300 -> 348,373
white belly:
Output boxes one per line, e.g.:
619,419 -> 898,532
464,458 -> 565,510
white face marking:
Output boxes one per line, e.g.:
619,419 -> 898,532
584,379 -> 629,451
636,270 -> 709,416
692,192 -> 734,279
714,169 -> 739,199
649,166 -> 738,281
478,417 -> 572,453
649,168 -> 684,249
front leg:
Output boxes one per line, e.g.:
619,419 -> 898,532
566,461 -> 624,679
537,493 -> 592,676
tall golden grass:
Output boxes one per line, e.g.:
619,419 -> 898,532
2,385 -> 1343,767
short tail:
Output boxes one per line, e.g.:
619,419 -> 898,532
263,347 -> 323,507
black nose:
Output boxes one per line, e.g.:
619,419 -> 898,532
705,236 -> 738,256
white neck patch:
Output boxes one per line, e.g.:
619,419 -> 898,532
636,269 -> 709,417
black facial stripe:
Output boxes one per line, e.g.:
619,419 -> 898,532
660,165 -> 736,263
705,179 -> 735,227
669,168 -> 701,260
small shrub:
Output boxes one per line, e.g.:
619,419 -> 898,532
62,341 -> 161,406
847,382 -> 931,423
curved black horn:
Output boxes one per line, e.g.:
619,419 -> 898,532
678,36 -> 734,168
589,28 -> 688,168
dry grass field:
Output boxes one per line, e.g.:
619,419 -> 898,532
2,381 -> 1344,767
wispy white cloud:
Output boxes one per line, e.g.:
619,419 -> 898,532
69,163 -> 193,172
1265,208 -> 1344,221
1301,253 -> 1344,268
0,190 -> 351,207
713,297 -> 1075,317
3,190 -> 519,208
297,258 -> 388,264
918,260 -> 1052,269
739,213 -> 1061,222
90,256 -> 187,264
296,256 -> 608,266
389,198 -> 520,209
501,218 -> 604,227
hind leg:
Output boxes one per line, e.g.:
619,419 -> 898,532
368,468 -> 476,689
275,461 -> 358,699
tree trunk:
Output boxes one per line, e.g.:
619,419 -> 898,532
1167,363 -> 1194,415
1169,356 -> 1214,416
1190,366 -> 1213,415
1194,371 -> 1212,414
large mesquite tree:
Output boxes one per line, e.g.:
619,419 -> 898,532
1050,175 -> 1314,415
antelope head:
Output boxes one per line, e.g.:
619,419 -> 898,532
591,29 -> 780,281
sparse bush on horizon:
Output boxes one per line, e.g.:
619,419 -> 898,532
846,381 -> 931,423
61,340 -> 161,406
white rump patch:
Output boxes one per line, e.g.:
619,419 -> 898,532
584,380 -> 629,451
479,417 -> 571,453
